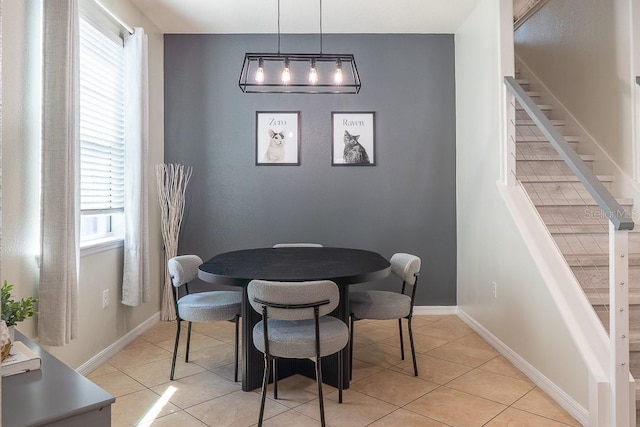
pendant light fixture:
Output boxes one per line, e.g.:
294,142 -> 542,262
238,0 -> 361,94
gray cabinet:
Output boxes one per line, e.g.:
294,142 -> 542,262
2,332 -> 114,426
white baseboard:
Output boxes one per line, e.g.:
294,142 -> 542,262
457,308 -> 589,426
76,311 -> 161,376
413,306 -> 458,316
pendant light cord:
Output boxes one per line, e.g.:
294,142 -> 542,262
277,0 -> 281,54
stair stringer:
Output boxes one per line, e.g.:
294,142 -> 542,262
498,181 -> 624,425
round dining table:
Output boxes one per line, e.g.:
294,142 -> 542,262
198,247 -> 391,391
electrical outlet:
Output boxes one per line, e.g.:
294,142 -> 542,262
492,281 -> 497,298
102,289 -> 110,308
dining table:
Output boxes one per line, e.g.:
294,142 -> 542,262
198,246 -> 391,391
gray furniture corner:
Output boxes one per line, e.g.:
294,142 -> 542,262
2,331 -> 115,427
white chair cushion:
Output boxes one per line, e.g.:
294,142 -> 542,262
168,255 -> 203,287
349,290 -> 411,320
177,291 -> 241,322
253,316 -> 348,359
390,253 -> 421,285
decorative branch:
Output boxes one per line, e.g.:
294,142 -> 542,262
155,163 -> 193,321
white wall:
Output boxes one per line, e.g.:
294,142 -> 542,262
456,0 -> 589,408
515,0 -> 634,178
1,0 -> 164,368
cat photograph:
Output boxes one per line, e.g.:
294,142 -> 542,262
263,129 -> 286,163
331,112 -> 376,166
256,112 -> 300,165
342,130 -> 370,164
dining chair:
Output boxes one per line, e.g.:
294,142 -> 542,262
248,279 -> 349,427
349,252 -> 421,376
167,255 -> 242,381
273,243 -> 323,248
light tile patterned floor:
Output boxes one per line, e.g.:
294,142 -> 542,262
86,315 -> 581,426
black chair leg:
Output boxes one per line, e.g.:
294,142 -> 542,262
349,316 -> 355,380
338,350 -> 343,404
273,359 -> 278,399
185,321 -> 193,363
315,357 -> 326,427
170,319 -> 182,380
234,315 -> 240,382
408,317 -> 418,376
258,355 -> 271,427
398,318 -> 405,360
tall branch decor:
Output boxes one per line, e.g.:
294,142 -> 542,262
156,163 -> 193,321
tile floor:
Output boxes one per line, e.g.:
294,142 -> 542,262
87,315 -> 581,426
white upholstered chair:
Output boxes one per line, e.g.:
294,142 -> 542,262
273,243 -> 323,248
167,255 -> 242,381
349,252 -> 421,376
248,279 -> 348,427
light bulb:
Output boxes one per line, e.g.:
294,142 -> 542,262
282,58 -> 291,84
309,59 -> 318,84
255,58 -> 265,83
334,59 -> 343,85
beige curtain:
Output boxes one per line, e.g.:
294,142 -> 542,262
122,27 -> 150,306
38,0 -> 79,346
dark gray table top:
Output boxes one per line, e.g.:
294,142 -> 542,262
2,331 -> 115,427
198,247 -> 391,286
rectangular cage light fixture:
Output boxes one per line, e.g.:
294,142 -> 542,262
239,53 -> 361,95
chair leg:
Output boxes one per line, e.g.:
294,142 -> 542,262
338,350 -> 343,404
170,319 -> 182,380
185,321 -> 193,363
315,357 -> 326,427
258,354 -> 271,427
273,359 -> 278,399
234,315 -> 240,382
398,318 -> 405,360
408,317 -> 418,376
349,316 -> 354,380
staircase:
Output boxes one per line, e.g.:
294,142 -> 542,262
513,67 -> 640,417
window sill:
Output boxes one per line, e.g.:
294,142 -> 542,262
80,237 -> 124,257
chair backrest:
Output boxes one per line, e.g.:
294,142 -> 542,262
390,253 -> 421,285
248,280 -> 339,320
273,243 -> 323,248
168,255 -> 203,288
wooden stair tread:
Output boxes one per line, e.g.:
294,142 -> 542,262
566,253 -> 640,267
518,174 -> 612,183
549,225 -> 638,234
517,135 -> 579,142
533,198 -> 634,207
629,331 -> 640,351
583,288 -> 640,305
517,119 -> 565,126
516,153 -> 594,162
516,104 -> 553,111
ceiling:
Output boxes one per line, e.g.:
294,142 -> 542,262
129,0 -> 483,34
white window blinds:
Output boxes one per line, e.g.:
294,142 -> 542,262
79,17 -> 125,215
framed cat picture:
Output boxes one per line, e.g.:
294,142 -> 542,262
256,111 -> 301,166
331,112 -> 376,166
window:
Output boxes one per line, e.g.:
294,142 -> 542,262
79,16 -> 125,245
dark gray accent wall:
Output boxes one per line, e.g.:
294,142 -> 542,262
164,34 -> 456,305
